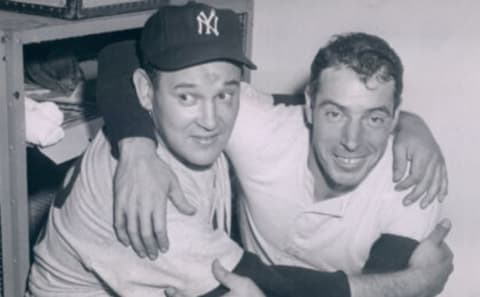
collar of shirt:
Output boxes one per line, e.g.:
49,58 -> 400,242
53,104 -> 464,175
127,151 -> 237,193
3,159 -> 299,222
302,138 -> 394,218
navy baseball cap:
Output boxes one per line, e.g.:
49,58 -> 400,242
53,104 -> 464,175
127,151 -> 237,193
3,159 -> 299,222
140,2 -> 256,71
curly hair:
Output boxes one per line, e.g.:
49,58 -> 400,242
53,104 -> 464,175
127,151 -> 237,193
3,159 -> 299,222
308,32 -> 403,109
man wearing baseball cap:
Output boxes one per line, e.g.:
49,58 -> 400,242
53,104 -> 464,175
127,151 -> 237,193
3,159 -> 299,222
27,3 -> 357,297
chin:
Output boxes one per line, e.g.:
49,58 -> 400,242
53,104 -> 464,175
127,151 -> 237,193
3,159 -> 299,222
328,171 -> 365,192
182,152 -> 221,170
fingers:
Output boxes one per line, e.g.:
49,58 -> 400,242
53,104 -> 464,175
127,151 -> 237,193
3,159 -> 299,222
114,205 -> 130,246
212,259 -> 235,288
395,150 -> 427,191
120,196 -> 167,258
427,219 -> 452,245
153,198 -> 169,253
140,212 -> 159,260
169,174 -> 196,216
126,203 -> 147,258
152,171 -> 194,253
400,156 -> 435,206
420,163 -> 442,209
438,165 -> 449,202
441,242 -> 454,263
212,259 -> 250,291
212,260 -> 266,297
392,143 -> 408,182
113,182 -> 131,247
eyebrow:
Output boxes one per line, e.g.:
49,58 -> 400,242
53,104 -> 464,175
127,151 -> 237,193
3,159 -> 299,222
224,80 -> 240,87
173,79 -> 240,90
366,106 -> 393,116
316,99 -> 345,111
317,99 -> 393,116
173,83 -> 197,90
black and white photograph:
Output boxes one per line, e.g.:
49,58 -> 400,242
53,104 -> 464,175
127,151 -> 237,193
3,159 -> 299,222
0,0 -> 477,296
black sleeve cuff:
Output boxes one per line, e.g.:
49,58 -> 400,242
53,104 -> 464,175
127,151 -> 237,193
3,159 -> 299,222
201,252 -> 351,297
96,40 -> 156,158
198,284 -> 228,297
363,233 -> 419,274
275,265 -> 350,297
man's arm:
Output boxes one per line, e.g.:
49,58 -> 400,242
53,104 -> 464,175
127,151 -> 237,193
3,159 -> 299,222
164,221 -> 453,297
350,219 -> 453,297
203,252 -> 350,297
241,220 -> 454,297
363,171 -> 441,274
394,111 -> 448,207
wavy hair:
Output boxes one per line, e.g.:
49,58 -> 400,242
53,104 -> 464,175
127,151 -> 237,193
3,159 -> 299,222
308,32 -> 403,109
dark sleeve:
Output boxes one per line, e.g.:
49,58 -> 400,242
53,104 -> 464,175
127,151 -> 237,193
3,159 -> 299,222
201,251 -> 350,297
363,233 -> 419,274
96,40 -> 156,157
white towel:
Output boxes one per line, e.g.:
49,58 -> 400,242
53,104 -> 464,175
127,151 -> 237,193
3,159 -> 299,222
25,97 -> 65,147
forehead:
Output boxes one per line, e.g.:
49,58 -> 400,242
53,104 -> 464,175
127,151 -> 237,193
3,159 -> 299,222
158,61 -> 241,88
315,66 -> 395,111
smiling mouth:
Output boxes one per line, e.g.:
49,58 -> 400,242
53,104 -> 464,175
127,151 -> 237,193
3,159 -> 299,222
192,135 -> 218,145
334,155 -> 366,168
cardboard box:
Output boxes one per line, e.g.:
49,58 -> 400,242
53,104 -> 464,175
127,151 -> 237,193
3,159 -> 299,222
0,0 -> 168,19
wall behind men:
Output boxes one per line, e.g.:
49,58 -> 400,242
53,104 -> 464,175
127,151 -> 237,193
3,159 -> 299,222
250,0 -> 479,296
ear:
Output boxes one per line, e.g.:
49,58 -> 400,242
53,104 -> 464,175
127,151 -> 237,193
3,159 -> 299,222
132,68 -> 154,112
304,85 -> 313,125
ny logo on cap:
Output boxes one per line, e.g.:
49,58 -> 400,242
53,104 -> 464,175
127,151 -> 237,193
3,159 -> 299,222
197,9 -> 219,36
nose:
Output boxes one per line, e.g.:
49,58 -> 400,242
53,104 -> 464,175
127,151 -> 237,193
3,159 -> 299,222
197,99 -> 218,131
340,118 -> 362,152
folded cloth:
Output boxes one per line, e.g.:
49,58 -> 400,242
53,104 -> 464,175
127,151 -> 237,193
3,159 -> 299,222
25,97 -> 65,147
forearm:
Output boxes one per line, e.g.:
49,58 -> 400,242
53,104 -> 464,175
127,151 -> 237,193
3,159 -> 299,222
118,137 -> 157,159
203,252 -> 350,297
99,85 -> 156,155
349,268 -> 433,297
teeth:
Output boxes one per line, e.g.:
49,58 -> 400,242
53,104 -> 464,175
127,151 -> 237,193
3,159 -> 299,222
337,156 -> 363,165
194,136 -> 216,145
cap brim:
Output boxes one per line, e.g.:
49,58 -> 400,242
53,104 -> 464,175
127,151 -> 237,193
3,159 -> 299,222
147,42 -> 257,71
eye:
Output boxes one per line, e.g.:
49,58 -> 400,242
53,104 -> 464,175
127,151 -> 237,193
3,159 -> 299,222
178,93 -> 197,106
217,91 -> 234,102
366,114 -> 388,127
324,109 -> 344,122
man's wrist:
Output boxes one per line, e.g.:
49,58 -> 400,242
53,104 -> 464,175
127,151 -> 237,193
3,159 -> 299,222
118,137 -> 157,159
348,268 -> 428,297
